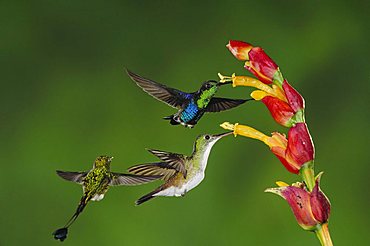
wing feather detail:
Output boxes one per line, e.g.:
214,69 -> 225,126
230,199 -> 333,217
126,69 -> 190,108
109,173 -> 161,186
128,162 -> 177,181
56,170 -> 87,184
147,149 -> 187,178
206,97 -> 251,112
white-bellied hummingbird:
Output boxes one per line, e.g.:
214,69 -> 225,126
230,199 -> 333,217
128,132 -> 232,205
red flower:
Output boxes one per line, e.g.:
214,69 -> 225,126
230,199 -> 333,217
219,77 -> 305,128
257,80 -> 305,127
220,122 -> 315,174
282,79 -> 305,112
245,46 -> 279,84
265,175 -> 331,231
270,123 -> 315,174
224,40 -> 305,126
261,95 -> 296,127
226,40 -> 281,84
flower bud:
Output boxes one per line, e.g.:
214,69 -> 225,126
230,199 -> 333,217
261,96 -> 295,127
282,80 -> 305,112
226,40 -> 253,61
244,47 -> 280,84
266,178 -> 331,231
310,176 -> 331,223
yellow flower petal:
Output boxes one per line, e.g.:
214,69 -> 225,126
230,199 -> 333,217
267,132 -> 287,149
232,75 -> 274,92
220,122 -> 238,137
251,90 -> 268,100
272,84 -> 288,102
276,181 -> 289,187
233,124 -> 271,145
218,73 -> 289,103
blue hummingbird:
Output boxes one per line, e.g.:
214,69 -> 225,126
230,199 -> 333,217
126,70 -> 252,128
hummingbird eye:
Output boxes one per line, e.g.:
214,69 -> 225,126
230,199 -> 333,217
204,135 -> 210,140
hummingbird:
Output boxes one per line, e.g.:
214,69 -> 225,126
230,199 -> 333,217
126,70 -> 252,128
127,132 -> 232,205
52,155 -> 161,241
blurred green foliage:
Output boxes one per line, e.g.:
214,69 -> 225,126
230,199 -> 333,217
1,0 -> 369,245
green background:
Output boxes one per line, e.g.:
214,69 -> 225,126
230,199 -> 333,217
1,0 -> 369,245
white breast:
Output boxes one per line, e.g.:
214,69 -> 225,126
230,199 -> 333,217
154,141 -> 216,197
154,172 -> 205,197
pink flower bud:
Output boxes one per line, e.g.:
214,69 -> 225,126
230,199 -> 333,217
280,185 -> 318,230
310,178 -> 331,223
282,80 -> 305,112
266,177 -> 331,231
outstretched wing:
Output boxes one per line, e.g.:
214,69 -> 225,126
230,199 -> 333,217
128,162 -> 177,181
206,97 -> 251,112
109,173 -> 161,186
126,69 -> 191,108
147,149 -> 187,178
56,170 -> 87,184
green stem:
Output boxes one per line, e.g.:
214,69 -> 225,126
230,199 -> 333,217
315,223 -> 333,246
300,161 -> 315,191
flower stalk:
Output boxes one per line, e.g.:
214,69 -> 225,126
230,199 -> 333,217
300,161 -> 315,191
315,223 -> 333,246
221,40 -> 333,245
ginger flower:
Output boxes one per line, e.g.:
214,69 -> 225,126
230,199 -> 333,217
218,73 -> 304,127
265,174 -> 331,231
220,122 -> 314,174
222,40 -> 305,127
226,40 -> 283,85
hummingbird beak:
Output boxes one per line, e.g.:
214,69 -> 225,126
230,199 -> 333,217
213,131 -> 233,139
217,81 -> 232,86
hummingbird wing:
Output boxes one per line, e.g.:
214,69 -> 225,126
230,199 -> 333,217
109,173 -> 161,186
56,170 -> 88,184
128,162 -> 177,181
126,69 -> 191,108
205,97 -> 251,112
147,149 -> 187,178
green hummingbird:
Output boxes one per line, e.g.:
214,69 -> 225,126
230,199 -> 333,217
52,155 -> 160,242
126,70 -> 252,128
128,132 -> 232,205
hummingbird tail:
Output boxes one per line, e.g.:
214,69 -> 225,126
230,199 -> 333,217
64,196 -> 88,228
76,198 -> 87,214
136,190 -> 160,205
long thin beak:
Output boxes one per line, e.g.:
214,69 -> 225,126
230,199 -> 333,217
217,81 -> 232,86
213,131 -> 233,139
